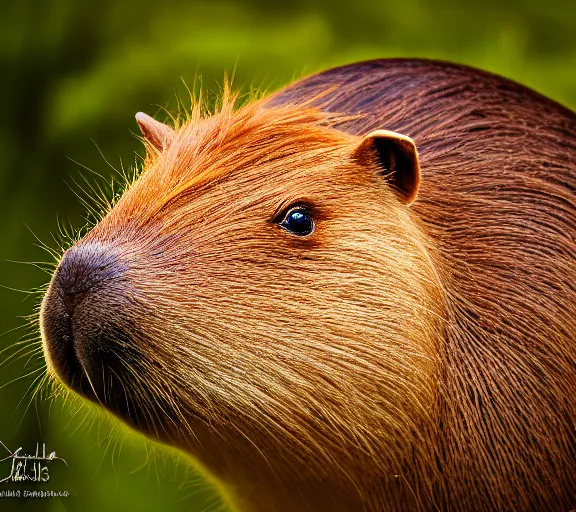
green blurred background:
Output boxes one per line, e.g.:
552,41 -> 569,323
1,1 -> 575,510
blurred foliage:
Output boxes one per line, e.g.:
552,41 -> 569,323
0,0 -> 575,510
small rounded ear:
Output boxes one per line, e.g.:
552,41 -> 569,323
352,129 -> 421,205
135,112 -> 175,152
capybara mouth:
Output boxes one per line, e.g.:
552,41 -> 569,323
42,286 -> 140,421
40,241 -> 156,431
42,297 -> 161,433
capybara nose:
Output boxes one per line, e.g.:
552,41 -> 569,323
55,242 -> 126,312
40,242 -> 129,395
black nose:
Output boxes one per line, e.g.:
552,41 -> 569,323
56,242 -> 126,314
41,242 -> 130,399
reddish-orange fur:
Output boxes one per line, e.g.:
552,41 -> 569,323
41,60 -> 576,512
269,59 -> 576,511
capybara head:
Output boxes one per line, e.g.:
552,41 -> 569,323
39,57 -> 576,512
40,90 -> 445,507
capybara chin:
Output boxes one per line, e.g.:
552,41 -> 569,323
39,59 -> 576,511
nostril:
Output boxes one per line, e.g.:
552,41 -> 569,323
60,289 -> 89,315
53,242 -> 127,317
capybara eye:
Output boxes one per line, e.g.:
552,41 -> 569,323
278,206 -> 315,236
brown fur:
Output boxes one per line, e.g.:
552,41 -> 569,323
41,60 -> 576,511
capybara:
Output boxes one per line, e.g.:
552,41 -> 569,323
40,59 -> 576,512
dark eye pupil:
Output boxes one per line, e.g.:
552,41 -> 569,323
280,208 -> 314,236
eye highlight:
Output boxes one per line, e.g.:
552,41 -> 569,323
277,205 -> 315,236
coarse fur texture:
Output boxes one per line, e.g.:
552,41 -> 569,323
40,59 -> 576,512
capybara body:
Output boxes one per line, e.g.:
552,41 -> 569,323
40,59 -> 576,511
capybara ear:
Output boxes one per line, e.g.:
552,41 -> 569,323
135,112 -> 175,152
352,130 -> 421,205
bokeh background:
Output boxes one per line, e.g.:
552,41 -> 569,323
1,1 -> 575,511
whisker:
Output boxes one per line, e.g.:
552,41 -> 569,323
0,366 -> 45,391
